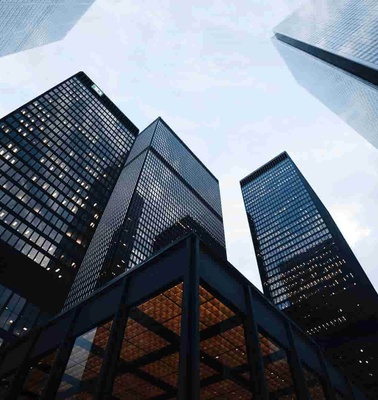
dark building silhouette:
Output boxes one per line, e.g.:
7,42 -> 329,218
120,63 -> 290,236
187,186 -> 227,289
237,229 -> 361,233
64,117 -> 227,310
240,151 -> 378,394
0,235 -> 370,399
273,0 -> 378,150
0,72 -> 138,343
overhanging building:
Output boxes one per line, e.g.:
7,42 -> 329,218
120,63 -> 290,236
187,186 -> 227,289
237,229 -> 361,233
273,0 -> 378,150
0,72 -> 138,342
0,1 -> 97,58
240,152 -> 378,394
64,117 -> 226,310
0,235 -> 369,400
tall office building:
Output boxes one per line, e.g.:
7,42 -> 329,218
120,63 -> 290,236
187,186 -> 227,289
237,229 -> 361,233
273,0 -> 378,150
0,71 -> 138,343
240,152 -> 378,392
0,1 -> 97,58
65,117 -> 226,309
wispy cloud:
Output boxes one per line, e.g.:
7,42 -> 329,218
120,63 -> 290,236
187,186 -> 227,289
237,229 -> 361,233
329,203 -> 371,246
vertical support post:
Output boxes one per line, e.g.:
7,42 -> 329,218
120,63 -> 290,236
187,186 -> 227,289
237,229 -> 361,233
317,350 -> 337,400
95,277 -> 131,400
40,308 -> 80,400
285,321 -> 311,400
4,327 -> 41,400
178,236 -> 200,400
244,285 -> 269,400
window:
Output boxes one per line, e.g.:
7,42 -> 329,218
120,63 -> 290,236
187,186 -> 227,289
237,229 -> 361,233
199,285 -> 252,399
259,331 -> 297,399
57,319 -> 113,398
112,283 -> 183,399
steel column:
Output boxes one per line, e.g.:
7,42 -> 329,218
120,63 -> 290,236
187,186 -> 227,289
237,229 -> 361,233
318,350 -> 337,400
244,284 -> 270,400
40,308 -> 81,400
285,321 -> 311,400
95,276 -> 131,400
177,236 -> 200,399
3,327 -> 41,400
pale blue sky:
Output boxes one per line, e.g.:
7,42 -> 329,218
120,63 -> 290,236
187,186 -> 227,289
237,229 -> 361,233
0,0 -> 377,291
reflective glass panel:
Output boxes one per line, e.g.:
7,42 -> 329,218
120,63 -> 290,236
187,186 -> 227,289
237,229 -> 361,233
112,283 -> 183,399
57,319 -> 113,399
199,285 -> 252,399
259,332 -> 297,399
19,349 -> 58,399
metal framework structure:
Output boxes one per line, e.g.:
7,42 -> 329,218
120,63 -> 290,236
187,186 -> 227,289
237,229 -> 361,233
0,235 -> 368,399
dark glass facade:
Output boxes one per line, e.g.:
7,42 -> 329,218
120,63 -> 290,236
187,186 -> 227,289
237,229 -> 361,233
273,0 -> 378,150
241,152 -> 378,394
0,235 -> 368,399
64,118 -> 226,310
0,72 -> 138,338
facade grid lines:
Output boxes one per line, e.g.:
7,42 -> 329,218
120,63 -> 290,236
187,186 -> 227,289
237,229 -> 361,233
241,151 -> 378,394
0,1 -> 97,58
64,117 -> 226,310
0,71 -> 138,344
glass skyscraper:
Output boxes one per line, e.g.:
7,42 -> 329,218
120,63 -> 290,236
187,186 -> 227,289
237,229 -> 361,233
241,152 -> 378,392
65,117 -> 226,310
0,72 -> 138,341
0,0 -> 96,58
274,0 -> 378,150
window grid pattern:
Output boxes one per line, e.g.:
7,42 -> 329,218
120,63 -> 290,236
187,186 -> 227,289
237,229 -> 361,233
58,319 -> 113,398
0,284 -> 49,337
0,273 -> 364,399
199,286 -> 252,399
123,152 -> 225,271
274,36 -> 378,150
152,121 -> 222,217
112,283 -> 183,399
0,75 -> 135,286
275,0 -> 378,68
259,332 -> 297,399
0,1 -> 96,57
241,155 -> 362,337
242,158 -> 331,272
21,349 -> 58,398
64,150 -> 146,309
125,119 -> 157,163
65,118 -> 225,309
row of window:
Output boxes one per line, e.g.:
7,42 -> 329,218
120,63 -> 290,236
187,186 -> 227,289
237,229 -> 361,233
263,222 -> 329,262
0,76 -> 135,278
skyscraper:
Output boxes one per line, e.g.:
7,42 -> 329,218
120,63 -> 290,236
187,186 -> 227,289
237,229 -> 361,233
64,117 -> 226,309
273,0 -> 378,150
0,0 -> 96,58
240,151 -> 378,391
0,71 -> 138,341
